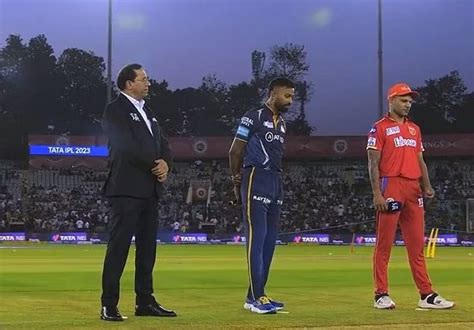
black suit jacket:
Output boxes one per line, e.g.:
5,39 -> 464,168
102,94 -> 173,198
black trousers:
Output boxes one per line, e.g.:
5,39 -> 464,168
101,196 -> 158,307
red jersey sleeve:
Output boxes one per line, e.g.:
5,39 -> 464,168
366,124 -> 385,151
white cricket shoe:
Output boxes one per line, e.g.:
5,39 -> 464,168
418,293 -> 455,309
374,295 -> 396,309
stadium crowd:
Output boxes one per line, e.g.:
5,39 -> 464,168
0,159 -> 472,234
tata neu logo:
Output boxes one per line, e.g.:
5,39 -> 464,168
232,236 -> 246,243
293,235 -> 329,243
356,236 -> 376,244
173,235 -> 207,243
51,233 -> 87,241
0,235 -> 16,241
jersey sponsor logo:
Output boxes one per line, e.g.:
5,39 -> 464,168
252,195 -> 271,204
265,132 -> 273,142
369,127 -> 376,134
394,136 -> 417,148
265,132 -> 284,143
263,121 -> 274,129
237,125 -> 250,137
385,126 -> 400,136
409,126 -> 417,136
367,137 -> 376,147
240,117 -> 254,127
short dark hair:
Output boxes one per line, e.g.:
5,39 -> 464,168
117,63 -> 142,90
268,77 -> 295,93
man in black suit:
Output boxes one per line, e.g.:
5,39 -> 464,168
100,63 -> 177,321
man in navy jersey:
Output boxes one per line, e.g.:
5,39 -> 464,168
228,77 -> 295,314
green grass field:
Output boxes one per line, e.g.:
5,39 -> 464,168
0,244 -> 473,329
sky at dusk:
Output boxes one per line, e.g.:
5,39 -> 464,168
1,0 -> 473,135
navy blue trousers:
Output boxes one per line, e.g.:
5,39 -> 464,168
240,167 -> 282,300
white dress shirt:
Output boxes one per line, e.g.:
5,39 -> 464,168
121,92 -> 153,136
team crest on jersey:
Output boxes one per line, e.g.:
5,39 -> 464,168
263,121 -> 274,129
409,126 -> 417,136
385,126 -> 400,136
367,137 -> 376,148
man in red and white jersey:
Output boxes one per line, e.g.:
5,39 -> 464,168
367,83 -> 455,310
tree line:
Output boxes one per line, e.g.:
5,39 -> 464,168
0,34 -> 472,158
0,34 -> 313,138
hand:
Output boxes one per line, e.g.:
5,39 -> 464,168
423,186 -> 435,199
231,174 -> 241,186
230,184 -> 242,206
373,193 -> 387,212
151,159 -> 169,177
157,173 -> 167,183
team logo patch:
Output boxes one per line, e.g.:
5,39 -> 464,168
409,126 -> 417,136
367,137 -> 376,148
263,121 -> 274,129
237,125 -> 250,137
385,126 -> 400,136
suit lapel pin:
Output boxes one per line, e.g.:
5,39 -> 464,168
130,113 -> 140,121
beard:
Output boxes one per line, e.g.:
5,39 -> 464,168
399,109 -> 410,117
392,108 -> 409,117
278,103 -> 291,113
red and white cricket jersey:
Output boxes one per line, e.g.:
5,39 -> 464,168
367,115 -> 424,179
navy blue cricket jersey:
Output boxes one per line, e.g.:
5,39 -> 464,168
234,104 -> 286,172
